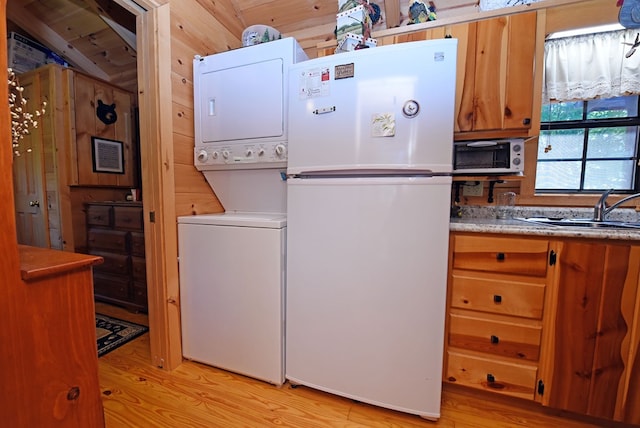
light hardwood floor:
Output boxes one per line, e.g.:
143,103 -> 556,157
96,303 -> 625,428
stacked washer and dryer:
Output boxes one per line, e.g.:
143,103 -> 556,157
177,38 -> 307,385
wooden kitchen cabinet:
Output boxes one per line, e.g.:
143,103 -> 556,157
445,233 -> 550,400
539,241 -> 640,423
86,201 -> 147,312
446,232 -> 640,424
449,12 -> 537,139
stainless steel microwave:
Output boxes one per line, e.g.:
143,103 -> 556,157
452,139 -> 524,174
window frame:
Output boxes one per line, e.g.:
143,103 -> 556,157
536,97 -> 640,194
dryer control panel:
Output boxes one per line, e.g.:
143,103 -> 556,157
194,142 -> 287,170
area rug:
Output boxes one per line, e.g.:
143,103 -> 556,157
96,314 -> 149,357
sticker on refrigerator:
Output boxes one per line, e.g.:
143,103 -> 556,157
297,68 -> 330,99
371,113 -> 396,137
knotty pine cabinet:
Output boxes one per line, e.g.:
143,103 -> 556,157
445,233 -> 549,400
445,232 -> 640,424
449,12 -> 537,138
540,241 -> 640,424
86,201 -> 147,312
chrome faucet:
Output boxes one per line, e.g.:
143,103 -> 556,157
593,189 -> 640,221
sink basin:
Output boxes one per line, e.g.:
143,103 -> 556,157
516,217 -> 640,230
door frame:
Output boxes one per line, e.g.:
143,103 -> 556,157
118,0 -> 182,370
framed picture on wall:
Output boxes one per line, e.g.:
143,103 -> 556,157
91,137 -> 125,174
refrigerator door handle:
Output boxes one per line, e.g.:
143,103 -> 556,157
313,106 -> 336,115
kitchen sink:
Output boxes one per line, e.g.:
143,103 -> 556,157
516,217 -> 640,230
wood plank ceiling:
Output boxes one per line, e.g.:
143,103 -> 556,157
5,0 -> 479,94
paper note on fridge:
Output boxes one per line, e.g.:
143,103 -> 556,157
371,113 -> 396,137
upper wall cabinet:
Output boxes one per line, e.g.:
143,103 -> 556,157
72,73 -> 137,187
449,12 -> 537,139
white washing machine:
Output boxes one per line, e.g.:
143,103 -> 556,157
178,38 -> 307,385
178,210 -> 286,385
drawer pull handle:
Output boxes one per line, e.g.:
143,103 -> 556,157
487,374 -> 495,383
490,335 -> 499,344
496,252 -> 505,261
493,295 -> 502,304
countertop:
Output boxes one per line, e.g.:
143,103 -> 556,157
450,206 -> 640,241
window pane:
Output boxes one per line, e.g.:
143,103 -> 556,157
586,96 -> 638,119
535,161 -> 582,190
584,160 -> 636,190
541,101 -> 583,122
586,127 -> 639,158
538,129 -> 585,160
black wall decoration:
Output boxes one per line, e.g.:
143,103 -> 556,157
96,99 -> 118,125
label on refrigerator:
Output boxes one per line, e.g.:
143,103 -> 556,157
296,67 -> 330,99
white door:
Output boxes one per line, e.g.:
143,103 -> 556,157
12,78 -> 48,248
285,175 -> 451,419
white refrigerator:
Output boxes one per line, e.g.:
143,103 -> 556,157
285,39 -> 457,420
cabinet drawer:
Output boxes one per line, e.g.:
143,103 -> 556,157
132,256 -> 146,281
450,273 -> 545,319
132,282 -> 147,307
93,272 -> 130,301
114,206 -> 143,231
448,313 -> 541,361
130,232 -> 145,257
446,350 -> 538,400
86,205 -> 112,227
90,251 -> 130,274
453,235 -> 549,277
87,229 -> 129,252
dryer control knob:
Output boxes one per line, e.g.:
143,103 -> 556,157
196,150 -> 208,163
212,151 -> 219,159
246,149 -> 253,157
258,148 -> 265,156
222,150 -> 230,159
275,144 -> 286,157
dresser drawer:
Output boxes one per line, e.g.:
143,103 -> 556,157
86,204 -> 112,227
450,273 -> 545,319
132,256 -> 146,281
93,272 -> 130,301
87,229 -> 129,252
448,313 -> 542,361
114,206 -> 143,231
130,231 -> 145,257
453,235 -> 549,277
446,350 -> 538,400
132,282 -> 148,307
90,250 -> 130,274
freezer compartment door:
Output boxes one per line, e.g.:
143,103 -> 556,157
287,39 -> 457,174
285,176 -> 451,418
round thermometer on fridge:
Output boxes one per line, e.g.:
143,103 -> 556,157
402,100 -> 420,118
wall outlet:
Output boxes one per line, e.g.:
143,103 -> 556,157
463,181 -> 483,197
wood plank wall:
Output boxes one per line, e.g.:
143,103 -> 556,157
168,1 -> 237,217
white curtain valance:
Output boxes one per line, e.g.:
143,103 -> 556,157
543,29 -> 640,102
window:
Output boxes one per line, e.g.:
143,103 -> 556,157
536,95 -> 640,192
536,27 -> 640,194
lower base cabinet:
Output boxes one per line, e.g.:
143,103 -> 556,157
445,233 -> 640,425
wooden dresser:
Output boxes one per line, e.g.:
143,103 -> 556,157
85,201 -> 147,312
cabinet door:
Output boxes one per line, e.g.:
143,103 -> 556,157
451,12 -> 536,134
543,241 -> 637,420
